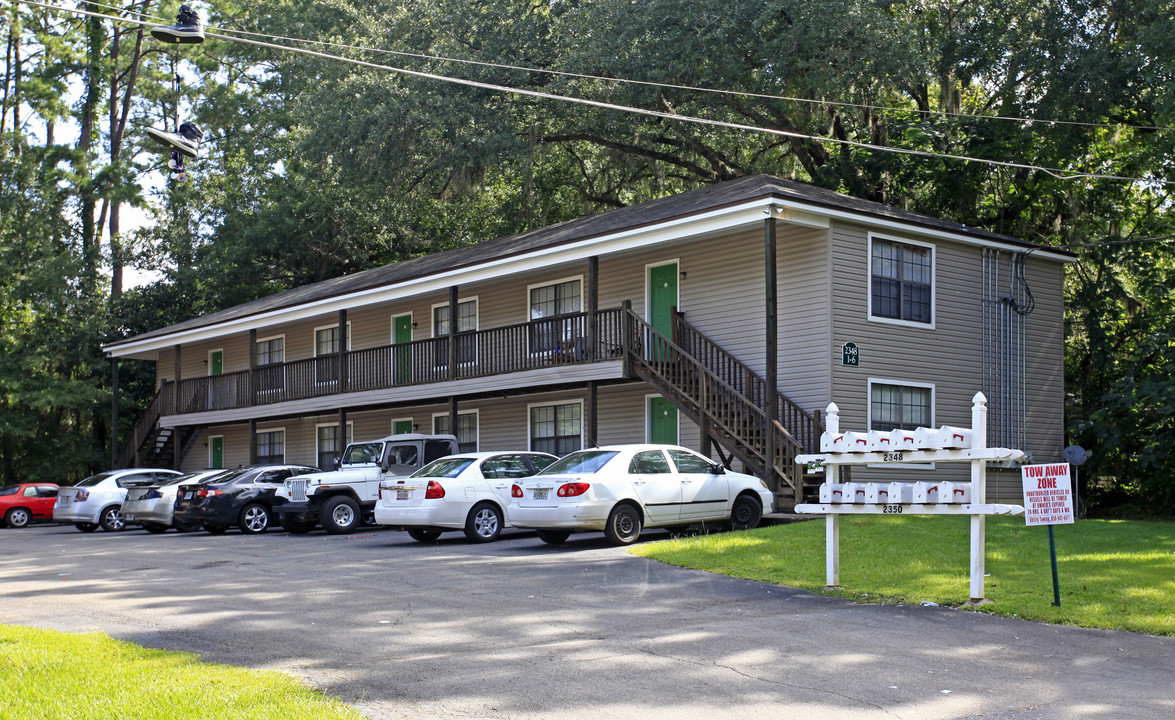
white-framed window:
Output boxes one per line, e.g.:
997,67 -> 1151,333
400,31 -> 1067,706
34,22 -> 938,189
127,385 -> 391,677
256,428 -> 285,465
528,276 -> 583,354
868,379 -> 935,469
316,422 -> 354,470
433,410 -> 479,453
255,335 -> 285,392
529,400 -> 583,456
432,298 -> 478,366
868,235 -> 934,327
314,323 -> 350,385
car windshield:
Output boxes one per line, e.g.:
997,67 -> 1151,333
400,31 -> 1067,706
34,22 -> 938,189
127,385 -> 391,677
538,450 -> 618,475
412,457 -> 474,478
342,442 -> 383,465
0,485 -> 19,496
76,471 -> 119,487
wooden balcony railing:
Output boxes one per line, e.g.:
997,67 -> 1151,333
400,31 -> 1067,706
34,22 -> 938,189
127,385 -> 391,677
159,307 -> 624,415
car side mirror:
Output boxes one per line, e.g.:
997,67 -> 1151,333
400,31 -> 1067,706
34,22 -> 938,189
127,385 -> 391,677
711,464 -> 724,475
333,457 -> 341,470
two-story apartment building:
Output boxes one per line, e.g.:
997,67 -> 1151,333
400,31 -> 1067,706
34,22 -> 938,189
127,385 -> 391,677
105,174 -> 1071,505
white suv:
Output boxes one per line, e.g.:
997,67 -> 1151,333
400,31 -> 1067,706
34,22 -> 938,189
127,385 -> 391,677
54,468 -> 183,532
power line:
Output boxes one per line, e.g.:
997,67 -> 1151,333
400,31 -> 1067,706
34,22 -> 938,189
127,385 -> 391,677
19,0 -> 1175,186
75,0 -> 1175,135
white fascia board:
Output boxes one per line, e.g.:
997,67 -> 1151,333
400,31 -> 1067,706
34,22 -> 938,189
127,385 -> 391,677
777,198 -> 1075,262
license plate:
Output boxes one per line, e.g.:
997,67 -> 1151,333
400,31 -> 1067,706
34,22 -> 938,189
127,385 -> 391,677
396,489 -> 409,500
533,489 -> 548,500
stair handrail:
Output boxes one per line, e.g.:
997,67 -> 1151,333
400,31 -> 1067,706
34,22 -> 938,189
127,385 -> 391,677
624,308 -> 802,497
671,311 -> 823,452
115,391 -> 162,469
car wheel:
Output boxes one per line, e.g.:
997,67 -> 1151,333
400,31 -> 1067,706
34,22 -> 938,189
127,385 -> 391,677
99,506 -> 125,532
320,496 -> 360,535
729,493 -> 763,531
604,503 -> 643,546
407,528 -> 443,543
280,514 -> 316,534
536,529 -> 571,545
5,508 -> 31,529
142,522 -> 170,534
74,522 -> 98,533
202,523 -> 229,534
173,519 -> 200,533
238,504 -> 270,534
463,502 -> 503,542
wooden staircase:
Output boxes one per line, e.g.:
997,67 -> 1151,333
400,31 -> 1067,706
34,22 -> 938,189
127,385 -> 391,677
114,392 -> 196,470
621,304 -> 823,508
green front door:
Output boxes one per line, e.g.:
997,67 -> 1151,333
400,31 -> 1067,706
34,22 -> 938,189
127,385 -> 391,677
648,396 -> 678,444
647,263 -> 678,338
209,436 -> 224,468
209,350 -> 223,375
394,419 -> 413,435
393,315 -> 413,384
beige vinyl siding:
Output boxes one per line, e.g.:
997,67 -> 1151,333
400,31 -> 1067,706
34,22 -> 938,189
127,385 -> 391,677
777,225 -> 833,415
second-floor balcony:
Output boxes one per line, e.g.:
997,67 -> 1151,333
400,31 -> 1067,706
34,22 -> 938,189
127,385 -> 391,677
159,307 -> 626,416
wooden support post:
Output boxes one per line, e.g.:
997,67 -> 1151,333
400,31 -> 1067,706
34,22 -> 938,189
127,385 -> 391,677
448,286 -> 459,381
448,396 -> 459,445
248,329 -> 257,403
587,381 -> 598,448
764,214 -> 779,490
338,407 -> 348,468
110,357 -> 119,468
173,344 -> 182,416
249,418 -> 257,465
338,309 -> 348,393
587,256 -> 598,362
621,300 -> 633,377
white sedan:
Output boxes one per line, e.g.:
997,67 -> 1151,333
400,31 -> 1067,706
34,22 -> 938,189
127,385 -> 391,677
54,468 -> 184,532
508,444 -> 773,545
374,451 -> 557,542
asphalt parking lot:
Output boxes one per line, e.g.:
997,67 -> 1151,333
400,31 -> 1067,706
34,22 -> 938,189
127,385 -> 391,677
0,523 -> 1171,719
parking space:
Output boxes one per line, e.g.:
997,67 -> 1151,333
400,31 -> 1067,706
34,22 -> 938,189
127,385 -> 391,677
0,524 -> 1171,719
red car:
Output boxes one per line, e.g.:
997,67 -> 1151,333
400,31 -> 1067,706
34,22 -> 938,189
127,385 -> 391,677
0,483 -> 60,528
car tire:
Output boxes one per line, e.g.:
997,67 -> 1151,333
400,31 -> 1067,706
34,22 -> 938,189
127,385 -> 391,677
202,523 -> 229,534
463,502 -> 503,543
604,503 -> 642,546
142,522 -> 170,534
238,504 -> 270,534
729,493 -> 763,531
320,496 -> 360,535
407,528 -> 442,543
99,506 -> 125,532
173,519 -> 200,533
536,529 -> 571,545
74,522 -> 98,533
5,508 -> 31,529
280,514 -> 316,534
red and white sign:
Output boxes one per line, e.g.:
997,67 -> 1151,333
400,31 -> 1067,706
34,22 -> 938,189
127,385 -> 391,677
1021,463 -> 1074,526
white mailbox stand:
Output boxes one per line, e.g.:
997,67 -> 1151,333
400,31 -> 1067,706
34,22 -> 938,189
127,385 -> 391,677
795,392 -> 1024,603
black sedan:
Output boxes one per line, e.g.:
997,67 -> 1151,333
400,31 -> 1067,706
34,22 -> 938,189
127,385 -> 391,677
173,465 -> 319,534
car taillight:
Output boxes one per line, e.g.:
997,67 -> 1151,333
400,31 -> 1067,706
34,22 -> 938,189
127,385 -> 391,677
198,488 -> 223,498
557,483 -> 590,497
511,484 -> 523,498
76,490 -> 89,502
425,481 -> 445,499
378,486 -> 384,500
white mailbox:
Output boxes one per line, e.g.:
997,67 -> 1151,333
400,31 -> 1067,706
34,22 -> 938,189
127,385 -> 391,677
840,482 -> 867,503
939,481 -> 971,503
842,431 -> 872,452
912,481 -> 940,503
937,426 -> 972,449
886,482 -> 914,503
863,483 -> 890,503
821,432 -> 848,453
912,426 -> 942,449
865,431 -> 894,452
889,429 -> 917,449
819,483 -> 846,503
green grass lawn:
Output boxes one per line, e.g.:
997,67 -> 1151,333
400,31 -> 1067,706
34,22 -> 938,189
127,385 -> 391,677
631,516 -> 1175,636
0,625 -> 367,720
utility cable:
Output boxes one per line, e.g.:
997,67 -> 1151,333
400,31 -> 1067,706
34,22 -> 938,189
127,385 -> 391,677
18,0 -> 1175,185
